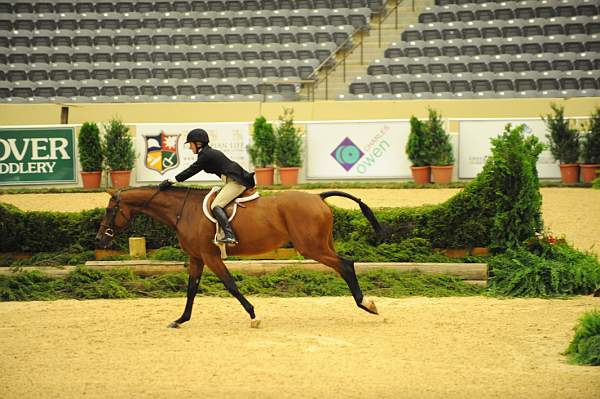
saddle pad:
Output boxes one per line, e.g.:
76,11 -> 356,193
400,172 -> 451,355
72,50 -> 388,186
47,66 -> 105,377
202,186 -> 260,224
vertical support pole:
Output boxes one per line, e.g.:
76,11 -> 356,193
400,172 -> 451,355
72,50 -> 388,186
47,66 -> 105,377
60,106 -> 69,124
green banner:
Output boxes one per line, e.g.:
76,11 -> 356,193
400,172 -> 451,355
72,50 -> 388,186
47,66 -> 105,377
0,127 -> 76,184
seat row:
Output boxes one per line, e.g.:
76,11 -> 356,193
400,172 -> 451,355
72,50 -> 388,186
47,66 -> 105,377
1,59 -> 319,81
420,0 -> 599,23
368,53 -> 600,75
2,0 -> 382,14
0,76 -> 305,100
338,88 -> 600,100
0,8 -> 371,31
1,42 -> 337,64
2,26 -> 354,48
402,16 -> 600,41
385,34 -> 600,57
348,70 -> 600,95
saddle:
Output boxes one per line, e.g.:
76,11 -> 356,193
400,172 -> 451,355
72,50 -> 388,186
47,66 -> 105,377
202,186 -> 260,257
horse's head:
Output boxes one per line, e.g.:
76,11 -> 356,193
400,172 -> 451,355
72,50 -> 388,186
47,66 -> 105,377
95,191 -> 135,248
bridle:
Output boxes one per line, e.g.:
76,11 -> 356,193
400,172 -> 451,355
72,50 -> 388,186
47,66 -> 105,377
100,187 -> 190,238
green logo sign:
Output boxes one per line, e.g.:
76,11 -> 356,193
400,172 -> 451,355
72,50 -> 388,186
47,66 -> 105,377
0,127 -> 76,184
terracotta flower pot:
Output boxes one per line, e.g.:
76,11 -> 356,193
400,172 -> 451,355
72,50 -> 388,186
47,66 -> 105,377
580,164 -> 600,183
110,170 -> 132,188
559,163 -> 579,184
254,167 -> 275,186
431,165 -> 454,184
278,167 -> 300,186
80,171 -> 102,189
410,165 -> 431,184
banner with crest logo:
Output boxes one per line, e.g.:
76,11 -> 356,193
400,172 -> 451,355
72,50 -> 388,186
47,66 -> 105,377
135,123 -> 251,182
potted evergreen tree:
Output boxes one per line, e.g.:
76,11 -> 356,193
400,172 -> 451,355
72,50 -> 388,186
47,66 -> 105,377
543,104 -> 580,184
103,117 -> 135,188
406,116 -> 432,184
274,108 -> 303,186
581,107 -> 600,183
78,122 -> 104,189
428,109 -> 455,184
248,116 -> 277,186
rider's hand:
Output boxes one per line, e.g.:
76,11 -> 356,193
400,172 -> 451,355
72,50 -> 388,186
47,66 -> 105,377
159,179 -> 175,191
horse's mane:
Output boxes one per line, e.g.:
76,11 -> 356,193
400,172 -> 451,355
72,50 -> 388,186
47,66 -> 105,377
116,186 -> 212,197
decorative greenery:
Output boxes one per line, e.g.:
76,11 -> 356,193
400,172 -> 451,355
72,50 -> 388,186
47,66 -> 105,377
406,116 -> 432,166
248,116 -> 277,168
581,107 -> 600,165
103,117 -> 135,171
0,267 -> 483,301
78,122 -> 103,172
565,310 -> 600,366
543,104 -> 580,164
427,109 -> 454,166
275,108 -> 303,167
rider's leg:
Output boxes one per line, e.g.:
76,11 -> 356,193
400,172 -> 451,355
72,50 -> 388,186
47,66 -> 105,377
211,177 -> 246,244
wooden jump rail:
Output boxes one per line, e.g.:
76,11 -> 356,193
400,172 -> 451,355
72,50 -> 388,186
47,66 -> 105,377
0,260 -> 489,286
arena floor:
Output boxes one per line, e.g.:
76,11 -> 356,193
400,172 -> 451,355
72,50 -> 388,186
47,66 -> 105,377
0,296 -> 599,399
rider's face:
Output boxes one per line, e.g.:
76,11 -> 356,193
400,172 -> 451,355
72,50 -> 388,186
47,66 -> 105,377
188,142 -> 202,154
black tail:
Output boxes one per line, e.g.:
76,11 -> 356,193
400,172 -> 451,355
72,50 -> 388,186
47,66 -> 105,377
319,191 -> 383,239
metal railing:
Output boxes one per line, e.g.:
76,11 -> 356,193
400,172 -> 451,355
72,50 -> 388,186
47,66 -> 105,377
303,0 -> 414,101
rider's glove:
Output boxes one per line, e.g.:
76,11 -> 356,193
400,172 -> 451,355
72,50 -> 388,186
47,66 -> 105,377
159,179 -> 175,191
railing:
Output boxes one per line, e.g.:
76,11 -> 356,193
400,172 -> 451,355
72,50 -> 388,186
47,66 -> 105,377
303,0 -> 414,101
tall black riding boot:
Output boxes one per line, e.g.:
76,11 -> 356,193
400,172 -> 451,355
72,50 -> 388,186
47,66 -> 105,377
212,206 -> 238,244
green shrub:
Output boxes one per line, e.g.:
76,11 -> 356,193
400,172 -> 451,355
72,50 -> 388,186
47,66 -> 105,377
581,107 -> 600,165
103,117 -> 135,171
275,108 -> 303,167
406,116 -> 432,166
427,109 -> 454,166
248,116 -> 276,168
78,122 -> 103,172
543,104 -> 580,164
488,238 -> 600,297
565,310 -> 600,366
150,246 -> 189,261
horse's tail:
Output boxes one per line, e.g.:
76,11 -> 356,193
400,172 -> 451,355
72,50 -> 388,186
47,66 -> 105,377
319,191 -> 383,239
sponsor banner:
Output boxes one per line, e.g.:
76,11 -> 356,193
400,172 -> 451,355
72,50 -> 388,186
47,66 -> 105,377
135,123 -> 251,182
458,119 -> 560,179
307,121 -> 411,178
0,127 -> 76,185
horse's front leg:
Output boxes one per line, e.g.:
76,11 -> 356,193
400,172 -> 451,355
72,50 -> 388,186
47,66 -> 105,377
168,256 -> 204,328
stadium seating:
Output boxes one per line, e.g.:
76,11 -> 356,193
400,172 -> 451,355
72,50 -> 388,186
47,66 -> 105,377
342,0 -> 600,99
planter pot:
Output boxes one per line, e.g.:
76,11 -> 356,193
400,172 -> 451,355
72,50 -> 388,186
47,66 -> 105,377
80,171 -> 102,189
431,165 -> 454,184
580,164 -> 600,183
559,163 -> 579,184
254,167 -> 275,186
278,167 -> 300,186
110,170 -> 132,188
410,165 -> 430,184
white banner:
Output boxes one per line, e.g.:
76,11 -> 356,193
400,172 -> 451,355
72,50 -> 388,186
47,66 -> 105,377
458,119 -> 560,179
306,121 -> 411,178
135,123 -> 251,182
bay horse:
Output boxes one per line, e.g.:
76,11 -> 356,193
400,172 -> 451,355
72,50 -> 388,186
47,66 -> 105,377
95,187 -> 382,328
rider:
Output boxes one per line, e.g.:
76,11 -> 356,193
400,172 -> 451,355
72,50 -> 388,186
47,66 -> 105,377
158,128 -> 255,245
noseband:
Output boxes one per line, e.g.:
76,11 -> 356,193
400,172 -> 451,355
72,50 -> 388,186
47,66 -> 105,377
101,192 -> 132,238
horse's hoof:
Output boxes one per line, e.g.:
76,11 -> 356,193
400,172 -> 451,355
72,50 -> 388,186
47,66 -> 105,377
167,322 -> 181,329
361,299 -> 379,315
250,318 -> 261,328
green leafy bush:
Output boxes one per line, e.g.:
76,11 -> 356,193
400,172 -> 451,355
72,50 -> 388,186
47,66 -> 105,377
78,122 -> 103,172
581,107 -> 600,165
406,116 -> 432,166
565,310 -> 600,366
248,116 -> 276,168
543,104 -> 580,164
427,109 -> 454,166
103,117 -> 135,171
275,108 -> 303,167
150,246 -> 189,261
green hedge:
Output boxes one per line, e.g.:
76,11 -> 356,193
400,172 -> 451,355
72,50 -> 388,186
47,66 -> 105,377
0,124 -> 544,255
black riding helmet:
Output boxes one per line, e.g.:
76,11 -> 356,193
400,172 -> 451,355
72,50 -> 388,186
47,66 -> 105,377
185,128 -> 209,145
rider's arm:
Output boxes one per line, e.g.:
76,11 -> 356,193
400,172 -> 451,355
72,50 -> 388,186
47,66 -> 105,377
175,152 -> 208,182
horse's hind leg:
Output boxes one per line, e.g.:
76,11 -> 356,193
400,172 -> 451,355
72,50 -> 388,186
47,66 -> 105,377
169,256 -> 205,328
204,253 -> 260,328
